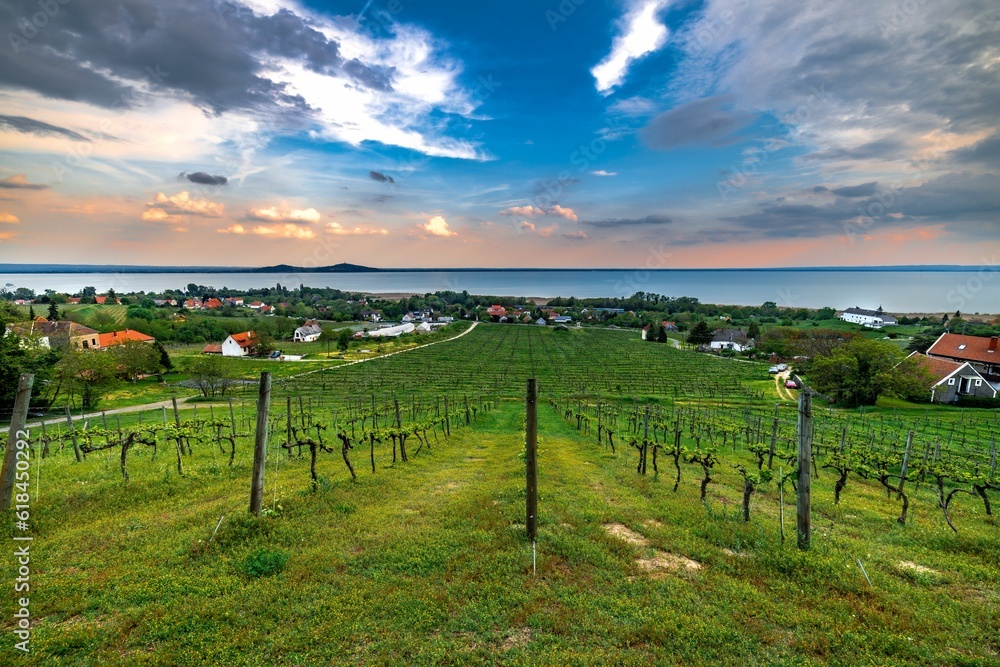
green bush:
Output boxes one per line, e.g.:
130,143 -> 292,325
240,548 -> 289,578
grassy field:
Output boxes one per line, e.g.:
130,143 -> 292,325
2,325 -> 998,665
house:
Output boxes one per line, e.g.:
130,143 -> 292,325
67,297 -> 81,304
925,333 -> 1000,380
840,306 -> 897,328
260,305 -> 274,315
536,318 -> 547,326
552,315 -> 573,324
401,312 -> 417,323
248,301 -> 265,310
293,321 -> 323,342
436,316 -> 454,323
222,331 -> 258,357
184,298 -> 201,309
487,305 -> 507,320
228,297 -> 244,307
710,328 -> 754,352
5,320 -> 101,350
361,309 -> 382,323
906,352 -> 997,403
98,329 -> 155,347
95,295 -> 120,305
663,321 -> 678,331
202,298 -> 224,309
202,343 -> 223,354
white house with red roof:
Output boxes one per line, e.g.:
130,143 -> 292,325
222,331 -> 258,356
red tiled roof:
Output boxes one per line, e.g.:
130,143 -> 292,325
202,344 -> 223,354
908,352 -> 964,385
98,329 -> 155,347
203,298 -> 223,309
927,333 -> 1000,365
95,296 -> 106,304
229,331 -> 257,348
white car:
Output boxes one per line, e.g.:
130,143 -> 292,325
777,363 -> 789,371
768,366 -> 780,374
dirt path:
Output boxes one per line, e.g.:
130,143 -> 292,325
774,369 -> 794,401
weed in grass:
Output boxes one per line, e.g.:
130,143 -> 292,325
240,548 -> 289,578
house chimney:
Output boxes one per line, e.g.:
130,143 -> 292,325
989,336 -> 999,353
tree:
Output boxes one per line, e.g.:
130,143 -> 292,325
186,355 -> 236,398
154,341 -> 173,372
47,301 -> 59,321
53,350 -> 118,409
250,331 -> 275,357
687,321 -> 714,346
747,320 -> 761,341
809,338 -> 921,407
337,327 -> 352,353
107,341 -> 163,382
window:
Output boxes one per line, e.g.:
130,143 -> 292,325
948,378 -> 955,385
958,344 -> 966,350
82,340 -> 89,349
975,379 -> 982,387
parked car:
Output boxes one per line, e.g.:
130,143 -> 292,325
785,379 -> 800,389
768,366 -> 781,374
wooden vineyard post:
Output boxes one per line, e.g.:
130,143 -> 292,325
65,406 -> 82,462
286,396 -> 293,459
525,379 -> 538,544
796,390 -> 812,550
250,372 -> 272,516
898,430 -> 914,495
0,374 -> 34,512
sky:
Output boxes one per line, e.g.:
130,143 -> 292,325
0,0 -> 998,269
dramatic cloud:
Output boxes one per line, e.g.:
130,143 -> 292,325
182,172 -> 228,186
0,213 -> 19,224
592,0 -> 671,94
500,205 -> 545,218
582,214 -> 672,228
951,134 -> 1000,166
640,97 -> 755,150
421,215 -> 457,237
143,191 -> 224,221
369,171 -> 395,184
0,174 -> 48,190
831,182 -> 878,198
0,0 -> 485,160
326,222 -> 389,235
246,207 -> 322,224
547,205 -> 579,222
0,115 -> 89,141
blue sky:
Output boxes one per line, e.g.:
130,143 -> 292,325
0,0 -> 998,267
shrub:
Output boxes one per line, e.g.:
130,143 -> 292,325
241,548 -> 289,578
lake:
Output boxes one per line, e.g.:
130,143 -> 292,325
2,269 -> 998,313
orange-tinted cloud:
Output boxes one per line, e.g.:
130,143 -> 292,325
326,222 -> 388,235
0,174 -> 48,190
547,205 -> 579,222
420,215 -> 457,237
500,205 -> 545,218
143,191 -> 224,222
0,213 -> 19,223
246,206 -> 322,224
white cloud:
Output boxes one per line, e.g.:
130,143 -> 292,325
591,170 -> 618,177
143,191 -> 224,222
421,215 -> 457,237
500,205 -> 545,217
326,222 -> 388,235
592,1 -> 672,94
246,206 -> 322,224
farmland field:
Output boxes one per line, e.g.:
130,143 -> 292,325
2,324 -> 998,665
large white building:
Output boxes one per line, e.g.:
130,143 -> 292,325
365,323 -> 415,338
222,331 -> 257,356
293,321 -> 323,342
840,306 -> 897,328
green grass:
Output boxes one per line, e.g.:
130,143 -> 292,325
4,400 -> 998,665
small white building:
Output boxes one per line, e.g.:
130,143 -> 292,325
293,321 -> 323,342
222,331 -> 257,357
710,328 -> 753,352
841,306 -> 897,328
366,323 -> 415,338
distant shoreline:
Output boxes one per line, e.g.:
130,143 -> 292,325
0,264 -> 990,274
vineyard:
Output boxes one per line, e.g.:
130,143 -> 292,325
2,324 -> 999,665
